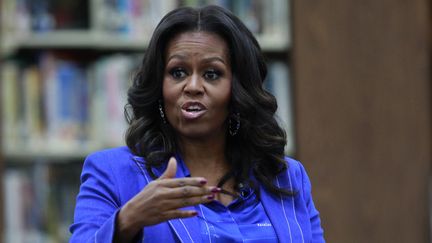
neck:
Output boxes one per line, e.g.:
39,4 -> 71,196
178,134 -> 229,180
178,134 -> 238,206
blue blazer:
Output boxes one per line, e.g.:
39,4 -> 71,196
69,146 -> 325,242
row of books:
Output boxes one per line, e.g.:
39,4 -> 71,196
94,0 -> 177,37
1,52 -> 293,156
4,162 -> 81,243
1,0 -> 88,33
2,0 -> 289,38
95,0 -> 284,36
180,0 -> 289,36
1,53 -> 139,156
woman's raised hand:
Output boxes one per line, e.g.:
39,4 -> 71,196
114,157 -> 219,242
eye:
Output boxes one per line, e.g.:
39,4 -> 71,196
203,69 -> 221,81
169,68 -> 187,79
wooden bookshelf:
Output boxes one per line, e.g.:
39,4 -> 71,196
1,32 -> 289,55
0,1 -> 293,241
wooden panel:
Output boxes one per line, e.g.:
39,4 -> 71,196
292,0 -> 431,242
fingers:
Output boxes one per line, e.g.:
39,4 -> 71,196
163,194 -> 217,211
166,185 -> 221,199
149,178 -> 220,200
142,156 -> 222,221
176,194 -> 217,208
154,168 -> 221,199
160,209 -> 198,221
159,157 -> 177,180
157,157 -> 208,188
161,177 -> 208,188
157,194 -> 216,221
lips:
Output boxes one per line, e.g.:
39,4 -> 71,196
181,101 -> 207,120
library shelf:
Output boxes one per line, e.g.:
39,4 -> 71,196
0,0 -> 293,242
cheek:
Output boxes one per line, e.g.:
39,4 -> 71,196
162,80 -> 178,120
224,79 -> 233,105
216,81 -> 232,114
162,79 -> 169,100
162,80 -> 175,104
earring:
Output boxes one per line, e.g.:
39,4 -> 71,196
229,112 -> 240,136
158,100 -> 167,124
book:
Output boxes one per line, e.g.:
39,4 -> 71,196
22,66 -> 43,147
1,62 -> 20,149
4,163 -> 81,242
4,170 -> 27,243
89,54 -> 138,147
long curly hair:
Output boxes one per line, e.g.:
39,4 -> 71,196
125,5 -> 292,196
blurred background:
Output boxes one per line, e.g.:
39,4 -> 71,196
0,0 -> 430,242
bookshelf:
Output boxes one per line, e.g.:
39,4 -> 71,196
0,0 -> 292,242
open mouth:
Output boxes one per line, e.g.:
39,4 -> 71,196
181,102 -> 207,119
185,105 -> 204,112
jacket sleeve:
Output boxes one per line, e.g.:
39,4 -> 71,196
299,162 -> 325,243
69,153 -> 122,243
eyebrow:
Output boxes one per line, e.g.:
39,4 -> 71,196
167,54 -> 227,65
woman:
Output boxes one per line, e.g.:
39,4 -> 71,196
70,5 -> 324,243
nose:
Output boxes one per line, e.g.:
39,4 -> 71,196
184,73 -> 204,96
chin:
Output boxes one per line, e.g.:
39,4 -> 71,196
180,130 -> 210,139
178,127 -> 224,140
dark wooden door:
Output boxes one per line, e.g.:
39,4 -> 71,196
292,0 -> 432,242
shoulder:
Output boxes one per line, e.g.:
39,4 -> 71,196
84,146 -> 135,170
82,146 -> 135,174
283,156 -> 306,180
81,146 -> 148,204
279,156 -> 312,194
86,146 -> 133,162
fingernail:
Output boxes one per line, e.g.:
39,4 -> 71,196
207,194 -> 215,200
211,187 -> 221,193
190,211 -> 198,216
199,179 -> 207,185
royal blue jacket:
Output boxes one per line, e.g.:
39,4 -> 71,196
69,146 -> 325,242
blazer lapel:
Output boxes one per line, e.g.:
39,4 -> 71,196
260,184 -> 291,243
167,211 -> 201,243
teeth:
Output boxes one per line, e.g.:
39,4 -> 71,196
186,105 -> 202,112
187,108 -> 200,112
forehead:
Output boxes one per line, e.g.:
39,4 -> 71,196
165,31 -> 230,58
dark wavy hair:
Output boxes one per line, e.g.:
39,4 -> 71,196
125,5 -> 292,196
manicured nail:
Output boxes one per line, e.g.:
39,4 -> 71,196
190,211 -> 198,216
199,179 -> 207,185
211,187 -> 221,193
207,194 -> 215,200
